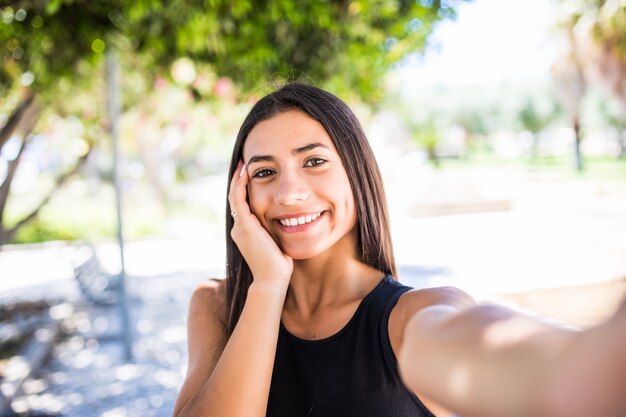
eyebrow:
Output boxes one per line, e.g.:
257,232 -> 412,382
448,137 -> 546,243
246,142 -> 330,165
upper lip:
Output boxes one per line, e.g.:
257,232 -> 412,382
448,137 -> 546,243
273,211 -> 324,221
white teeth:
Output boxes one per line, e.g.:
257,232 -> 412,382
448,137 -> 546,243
279,212 -> 322,227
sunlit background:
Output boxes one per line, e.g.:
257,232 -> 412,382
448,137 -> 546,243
1,0 -> 625,416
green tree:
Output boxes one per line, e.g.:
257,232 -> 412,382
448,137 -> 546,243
517,97 -> 561,159
452,106 -> 492,159
0,0 -> 463,245
1,0 -> 460,100
576,0 -> 626,111
552,14 -> 588,171
407,117 -> 443,167
598,99 -> 626,158
554,0 -> 626,170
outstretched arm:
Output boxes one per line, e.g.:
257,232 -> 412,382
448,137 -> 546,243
398,294 -> 626,417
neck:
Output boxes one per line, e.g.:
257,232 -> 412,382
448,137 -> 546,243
285,234 -> 384,318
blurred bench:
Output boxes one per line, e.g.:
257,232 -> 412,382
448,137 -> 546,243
72,245 -> 121,306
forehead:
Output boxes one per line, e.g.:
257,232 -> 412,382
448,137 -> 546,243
243,110 -> 336,158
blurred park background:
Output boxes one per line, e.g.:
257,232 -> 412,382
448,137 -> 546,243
1,0 -> 626,416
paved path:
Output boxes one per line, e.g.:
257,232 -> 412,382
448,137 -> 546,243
6,272 -> 206,417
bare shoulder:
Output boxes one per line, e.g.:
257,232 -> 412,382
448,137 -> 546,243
397,286 -> 476,315
389,286 -> 476,351
190,278 -> 227,322
187,278 -> 228,362
192,277 -> 226,302
173,279 -> 228,416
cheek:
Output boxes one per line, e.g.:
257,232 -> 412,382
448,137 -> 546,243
247,185 -> 261,214
247,185 -> 270,224
345,195 -> 357,228
336,176 -> 357,225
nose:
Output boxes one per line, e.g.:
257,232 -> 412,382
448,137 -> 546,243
274,171 -> 310,205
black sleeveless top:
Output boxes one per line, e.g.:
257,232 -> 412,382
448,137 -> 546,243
266,276 -> 435,417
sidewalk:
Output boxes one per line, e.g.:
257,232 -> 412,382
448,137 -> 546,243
5,272 -> 205,417
0,237 -> 226,417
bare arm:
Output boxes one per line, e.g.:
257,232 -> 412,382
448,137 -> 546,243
172,280 -> 225,416
399,295 -> 626,417
173,161 -> 293,417
173,280 -> 287,417
397,299 -> 576,417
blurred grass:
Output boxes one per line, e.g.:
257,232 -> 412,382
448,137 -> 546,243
7,181 -> 166,244
439,151 -> 626,182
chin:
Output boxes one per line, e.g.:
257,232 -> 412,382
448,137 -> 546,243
281,242 -> 328,261
283,249 -> 320,261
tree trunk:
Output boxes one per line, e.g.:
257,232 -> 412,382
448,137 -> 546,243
0,97 -> 39,246
0,92 -> 93,248
0,93 -> 35,149
0,137 -> 30,246
0,126 -> 31,226
427,145 -> 440,168
531,133 -> 539,160
573,116 -> 583,171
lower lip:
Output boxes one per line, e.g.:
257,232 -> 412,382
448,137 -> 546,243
275,211 -> 326,234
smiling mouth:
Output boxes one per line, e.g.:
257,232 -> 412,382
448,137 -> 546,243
277,211 -> 324,227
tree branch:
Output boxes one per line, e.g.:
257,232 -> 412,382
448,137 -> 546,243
0,115 -> 37,226
1,146 -> 93,244
0,92 -> 35,150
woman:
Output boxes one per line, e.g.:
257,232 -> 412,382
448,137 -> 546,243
173,83 -> 626,417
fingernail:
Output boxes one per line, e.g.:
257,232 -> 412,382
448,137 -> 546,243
239,163 -> 246,177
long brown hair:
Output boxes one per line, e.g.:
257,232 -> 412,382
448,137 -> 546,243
224,83 -> 396,336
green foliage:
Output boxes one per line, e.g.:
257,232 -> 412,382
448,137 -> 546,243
598,95 -> 626,129
409,119 -> 439,147
405,115 -> 444,166
7,182 -> 164,244
587,0 -> 626,60
12,217 -> 81,243
1,0 -> 465,245
563,0 -> 626,109
1,1 -> 117,100
453,107 -> 491,136
517,97 -> 561,134
0,0 -> 462,103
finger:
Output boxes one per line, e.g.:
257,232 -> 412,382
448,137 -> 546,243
228,160 -> 252,220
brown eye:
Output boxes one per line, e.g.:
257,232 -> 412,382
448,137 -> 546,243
253,168 -> 275,178
304,157 -> 327,167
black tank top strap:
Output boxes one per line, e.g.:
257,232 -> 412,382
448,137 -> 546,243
378,278 -> 436,417
379,279 -> 412,374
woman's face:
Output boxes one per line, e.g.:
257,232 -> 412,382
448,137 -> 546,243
242,110 -> 357,260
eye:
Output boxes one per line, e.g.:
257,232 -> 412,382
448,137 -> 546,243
303,157 -> 327,168
252,168 -> 276,178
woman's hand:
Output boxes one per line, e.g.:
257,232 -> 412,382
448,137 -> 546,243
228,160 -> 293,289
